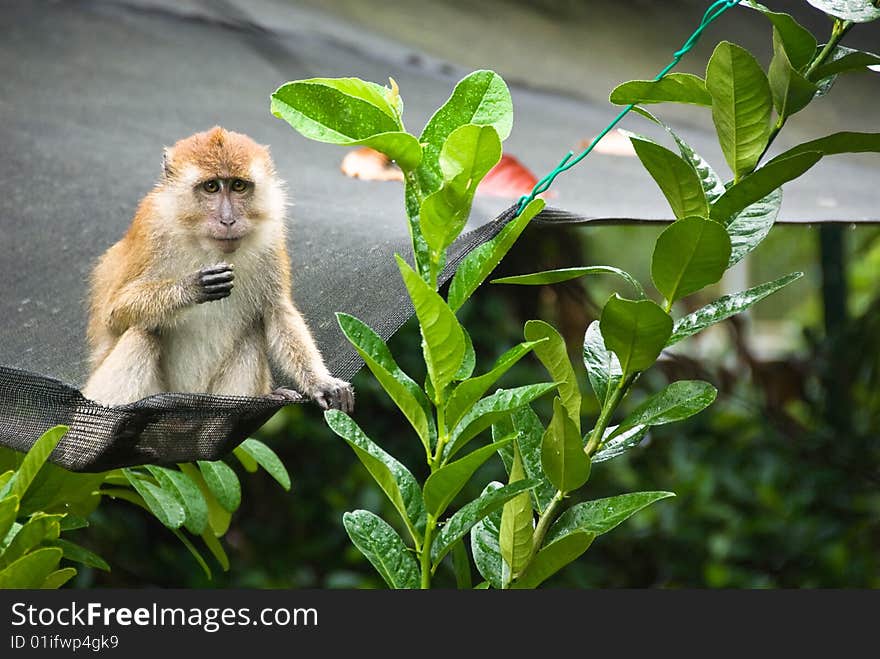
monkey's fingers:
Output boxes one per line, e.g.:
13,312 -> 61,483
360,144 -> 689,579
202,263 -> 234,276
312,390 -> 332,411
200,283 -> 234,302
200,271 -> 235,286
340,383 -> 355,414
313,381 -> 354,413
267,387 -> 304,403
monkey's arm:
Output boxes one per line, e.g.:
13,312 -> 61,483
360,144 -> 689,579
265,299 -> 354,413
105,264 -> 234,333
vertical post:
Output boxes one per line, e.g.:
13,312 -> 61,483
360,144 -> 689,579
819,223 -> 849,431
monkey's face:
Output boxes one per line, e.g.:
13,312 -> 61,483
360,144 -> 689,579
191,177 -> 256,253
158,127 -> 287,255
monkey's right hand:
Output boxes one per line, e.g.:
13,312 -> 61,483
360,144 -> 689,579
191,263 -> 234,303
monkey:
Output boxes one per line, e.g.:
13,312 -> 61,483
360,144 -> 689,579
82,126 -> 354,413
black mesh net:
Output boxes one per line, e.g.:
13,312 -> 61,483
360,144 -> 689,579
2,1 -> 877,471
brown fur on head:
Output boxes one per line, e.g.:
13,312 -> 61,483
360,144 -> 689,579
152,126 -> 286,255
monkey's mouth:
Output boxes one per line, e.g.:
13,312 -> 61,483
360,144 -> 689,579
212,236 -> 242,253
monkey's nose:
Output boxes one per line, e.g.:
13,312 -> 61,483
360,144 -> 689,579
219,217 -> 236,227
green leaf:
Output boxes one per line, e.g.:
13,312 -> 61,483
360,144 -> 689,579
493,265 -> 645,298
726,189 -> 781,267
17,465 -> 103,519
7,426 -> 67,501
524,320 -> 582,431
499,443 -> 533,581
146,465 -> 209,535
545,491 -> 676,543
591,424 -> 649,463
344,510 -> 420,589
42,567 -> 77,589
611,380 -> 717,438
0,514 -> 62,568
196,461 -> 241,513
768,29 -> 818,119
171,529 -> 212,580
0,547 -> 62,589
122,470 -> 186,529
448,198 -> 545,311
423,438 -> 513,517
434,479 -> 538,566
494,407 -> 556,514
59,514 -> 89,532
325,410 -> 426,541
629,136 -> 709,220
609,73 -> 712,106
178,463 -> 231,537
583,321 -> 622,406
232,447 -> 258,473
652,216 -> 731,304
634,107 -> 727,203
706,41 -> 773,178
469,482 -> 505,588
200,529 -> 229,572
746,3 -> 818,69
237,439 -> 292,492
510,532 -> 594,589
710,152 -> 822,224
455,328 -> 476,381
416,70 -> 513,196
541,398 -> 590,494
50,538 -> 110,572
271,78 -> 422,170
397,255 -> 466,397
0,495 -> 19,543
421,124 -> 502,255
805,0 -> 880,22
600,295 -> 673,378
668,272 -> 804,346
338,312 -> 434,450
811,48 -> 880,80
444,383 -> 558,461
451,540 -> 472,589
446,340 -> 544,429
766,131 -> 880,164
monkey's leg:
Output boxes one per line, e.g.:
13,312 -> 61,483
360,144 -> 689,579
82,328 -> 164,406
265,301 -> 355,412
208,332 -> 272,397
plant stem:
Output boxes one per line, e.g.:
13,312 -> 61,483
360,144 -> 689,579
584,373 -> 636,456
529,490 -> 564,560
755,18 -> 853,168
420,516 -> 436,589
804,19 -> 853,81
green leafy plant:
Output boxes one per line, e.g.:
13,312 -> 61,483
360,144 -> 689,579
273,70 -> 681,588
0,433 -> 290,583
0,427 -> 107,588
479,0 -> 880,585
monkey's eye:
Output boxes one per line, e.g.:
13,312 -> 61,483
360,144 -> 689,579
231,179 -> 248,193
202,180 -> 220,193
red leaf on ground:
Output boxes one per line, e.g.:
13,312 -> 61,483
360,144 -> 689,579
477,153 -> 545,198
340,147 -> 405,181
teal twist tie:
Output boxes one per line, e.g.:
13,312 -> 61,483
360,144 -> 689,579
515,0 -> 743,216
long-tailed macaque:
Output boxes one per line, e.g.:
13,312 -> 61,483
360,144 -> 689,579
83,127 -> 354,412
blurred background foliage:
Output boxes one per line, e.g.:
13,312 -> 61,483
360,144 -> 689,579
74,217 -> 880,588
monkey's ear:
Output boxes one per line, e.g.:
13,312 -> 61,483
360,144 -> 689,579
162,148 -> 175,179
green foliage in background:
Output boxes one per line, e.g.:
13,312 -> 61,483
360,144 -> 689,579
0,430 -> 290,585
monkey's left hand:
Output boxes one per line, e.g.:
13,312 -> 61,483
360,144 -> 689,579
311,378 -> 355,414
